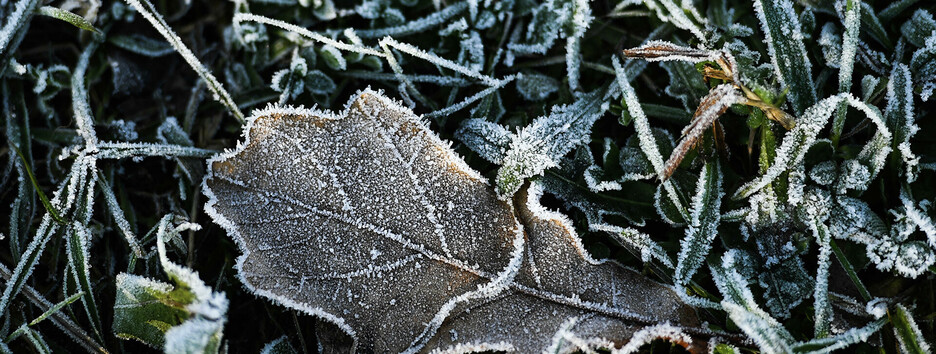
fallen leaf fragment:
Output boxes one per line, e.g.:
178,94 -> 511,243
204,89 -> 701,353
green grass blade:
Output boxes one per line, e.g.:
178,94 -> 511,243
889,304 -> 933,354
753,0 -> 817,116
831,0 -> 860,146
35,6 -> 101,34
29,291 -> 85,326
66,222 -> 104,342
829,239 -> 871,301
10,145 -> 66,225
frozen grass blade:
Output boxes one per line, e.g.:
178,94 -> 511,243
5,291 -> 84,342
564,0 -> 592,91
123,0 -> 245,124
233,13 -> 384,56
790,318 -> 886,353
0,0 -> 41,76
889,304 -> 933,354
753,0 -> 817,115
65,182 -> 104,341
94,142 -> 216,159
36,6 -> 102,34
613,56 -> 689,221
379,37 -> 500,86
97,173 -> 144,258
884,64 -> 918,182
425,81 -> 513,119
642,0 -> 707,42
674,161 -> 723,288
3,81 -> 32,262
351,2 -> 468,39
810,216 -> 832,338
72,41 -> 100,149
830,0 -> 860,146
338,72 -> 472,87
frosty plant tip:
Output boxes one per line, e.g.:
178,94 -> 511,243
622,41 -> 796,180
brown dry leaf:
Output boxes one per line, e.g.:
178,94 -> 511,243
204,90 -> 700,353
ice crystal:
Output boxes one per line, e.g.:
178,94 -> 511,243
204,90 -> 700,352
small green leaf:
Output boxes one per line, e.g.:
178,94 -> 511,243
113,273 -> 188,348
114,215 -> 227,353
36,6 -> 101,34
29,291 -> 84,326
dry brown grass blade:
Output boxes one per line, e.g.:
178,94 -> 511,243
663,84 -> 745,180
621,40 -> 714,61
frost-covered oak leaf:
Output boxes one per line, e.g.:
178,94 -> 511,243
204,90 -> 700,353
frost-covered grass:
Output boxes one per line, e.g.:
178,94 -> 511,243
1,0 -> 935,352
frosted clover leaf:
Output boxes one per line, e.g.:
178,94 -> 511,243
204,90 -> 702,353
868,190 -> 936,278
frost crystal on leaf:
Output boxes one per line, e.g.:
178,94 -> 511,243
204,90 -> 701,353
495,89 -> 608,199
515,72 -> 559,101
